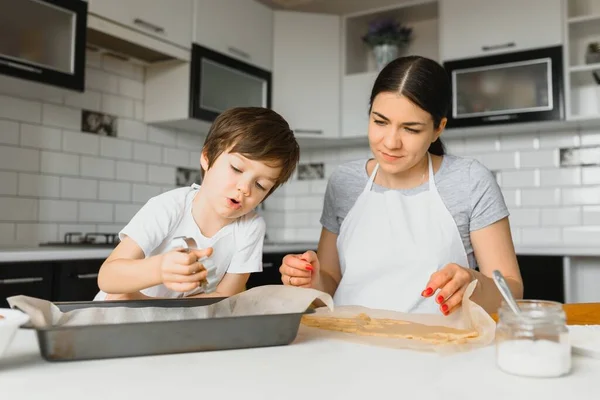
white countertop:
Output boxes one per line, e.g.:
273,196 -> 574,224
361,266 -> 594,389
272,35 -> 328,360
2,328 -> 599,399
0,242 -> 319,263
0,244 -> 598,263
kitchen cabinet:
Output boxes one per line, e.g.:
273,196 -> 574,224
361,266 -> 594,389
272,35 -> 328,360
517,255 -> 565,303
246,252 -> 287,289
341,72 -> 377,138
53,259 -> 103,302
439,0 -> 563,61
88,0 -> 193,49
0,258 -> 104,307
0,262 -> 54,308
273,11 -> 341,138
194,0 -> 273,71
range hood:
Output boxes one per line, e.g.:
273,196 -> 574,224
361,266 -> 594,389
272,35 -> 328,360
86,14 -> 189,64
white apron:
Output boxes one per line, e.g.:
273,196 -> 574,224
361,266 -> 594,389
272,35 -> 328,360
334,154 -> 469,314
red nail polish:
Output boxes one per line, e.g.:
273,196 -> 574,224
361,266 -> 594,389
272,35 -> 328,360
441,304 -> 449,312
423,287 -> 433,296
437,295 -> 444,304
305,265 -> 313,271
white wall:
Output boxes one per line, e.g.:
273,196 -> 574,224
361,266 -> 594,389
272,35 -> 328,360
0,51 -> 204,247
270,130 -> 600,249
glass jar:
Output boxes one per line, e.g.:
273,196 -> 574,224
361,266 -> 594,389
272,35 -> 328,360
495,299 -> 571,378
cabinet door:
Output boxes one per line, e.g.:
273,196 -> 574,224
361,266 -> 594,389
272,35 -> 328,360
246,253 -> 286,289
341,72 -> 377,138
517,255 -> 564,303
0,262 -> 54,307
195,0 -> 273,70
440,0 -> 563,61
273,11 -> 341,138
89,0 -> 193,48
54,259 -> 104,302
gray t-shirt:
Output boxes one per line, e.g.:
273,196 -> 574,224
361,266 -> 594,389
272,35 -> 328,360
320,155 -> 509,269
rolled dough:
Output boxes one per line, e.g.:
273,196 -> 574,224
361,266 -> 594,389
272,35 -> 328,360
301,313 -> 479,344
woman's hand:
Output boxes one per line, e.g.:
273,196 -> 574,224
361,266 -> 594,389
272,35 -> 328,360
279,251 -> 319,288
421,263 -> 476,316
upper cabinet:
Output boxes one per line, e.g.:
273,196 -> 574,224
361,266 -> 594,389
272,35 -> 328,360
194,0 -> 274,71
440,0 -> 563,61
273,11 -> 341,138
88,0 -> 194,49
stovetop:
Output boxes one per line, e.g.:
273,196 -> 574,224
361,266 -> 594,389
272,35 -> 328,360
39,232 -> 120,248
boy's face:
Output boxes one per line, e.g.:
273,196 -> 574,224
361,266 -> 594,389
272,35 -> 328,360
200,149 -> 281,220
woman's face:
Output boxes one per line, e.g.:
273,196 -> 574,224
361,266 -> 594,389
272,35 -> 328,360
368,92 -> 445,175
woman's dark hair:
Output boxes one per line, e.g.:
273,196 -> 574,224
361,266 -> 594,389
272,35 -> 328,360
369,56 -> 450,156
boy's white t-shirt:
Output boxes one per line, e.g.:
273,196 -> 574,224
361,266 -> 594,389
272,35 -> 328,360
94,184 -> 265,300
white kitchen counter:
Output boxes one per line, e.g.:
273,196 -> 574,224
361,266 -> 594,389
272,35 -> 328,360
0,242 -> 319,263
2,328 -> 599,399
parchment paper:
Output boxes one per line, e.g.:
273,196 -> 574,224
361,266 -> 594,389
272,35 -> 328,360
6,285 -> 334,328
293,280 -> 496,354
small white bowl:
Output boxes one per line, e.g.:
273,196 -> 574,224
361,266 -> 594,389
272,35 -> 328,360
0,308 -> 30,358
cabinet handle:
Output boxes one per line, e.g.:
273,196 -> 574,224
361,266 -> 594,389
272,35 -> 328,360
133,18 -> 166,34
0,59 -> 43,74
262,262 -> 275,268
481,42 -> 515,52
294,129 -> 324,135
0,277 -> 43,285
228,46 -> 250,60
76,273 -> 99,280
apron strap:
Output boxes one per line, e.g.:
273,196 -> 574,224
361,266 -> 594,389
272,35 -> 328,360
426,152 -> 439,194
364,162 -> 379,193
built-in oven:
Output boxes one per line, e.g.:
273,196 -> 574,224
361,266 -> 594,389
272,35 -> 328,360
0,0 -> 88,93
189,43 -> 272,122
443,46 -> 565,129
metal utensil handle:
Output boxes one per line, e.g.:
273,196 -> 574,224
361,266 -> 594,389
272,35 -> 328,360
492,270 -> 521,315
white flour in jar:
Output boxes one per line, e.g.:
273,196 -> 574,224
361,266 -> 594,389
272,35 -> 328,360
496,339 -> 571,378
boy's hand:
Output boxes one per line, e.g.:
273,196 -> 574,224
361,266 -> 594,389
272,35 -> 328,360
159,247 -> 213,292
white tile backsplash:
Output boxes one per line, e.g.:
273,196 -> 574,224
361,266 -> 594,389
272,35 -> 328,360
20,124 -> 62,150
40,151 -> 78,176
0,95 -> 42,123
116,161 -> 147,182
100,136 -> 133,160
0,171 -> 17,195
62,130 -> 99,155
78,201 -> 114,223
60,177 -> 98,200
0,145 -> 40,172
98,181 -> 131,202
42,104 -> 81,130
18,173 -> 60,198
563,226 -> 600,247
0,120 -> 19,145
134,142 -> 162,163
519,149 -> 559,168
80,156 -> 115,179
2,51 -> 600,249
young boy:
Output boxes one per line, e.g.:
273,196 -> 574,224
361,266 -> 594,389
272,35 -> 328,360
94,107 -> 300,300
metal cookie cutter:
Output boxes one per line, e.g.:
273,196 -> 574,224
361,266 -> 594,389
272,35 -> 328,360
169,236 -> 208,291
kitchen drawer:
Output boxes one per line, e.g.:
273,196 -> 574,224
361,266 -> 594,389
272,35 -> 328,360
0,262 -> 54,308
54,259 -> 104,302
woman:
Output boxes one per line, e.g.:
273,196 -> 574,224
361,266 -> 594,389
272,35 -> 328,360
280,56 -> 523,315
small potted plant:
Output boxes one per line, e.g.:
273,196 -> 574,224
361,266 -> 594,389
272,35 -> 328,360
362,17 -> 412,71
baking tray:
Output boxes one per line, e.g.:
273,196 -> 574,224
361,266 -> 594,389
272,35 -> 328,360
25,297 -> 312,362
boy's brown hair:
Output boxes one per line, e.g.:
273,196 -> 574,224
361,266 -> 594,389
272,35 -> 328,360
201,107 -> 300,197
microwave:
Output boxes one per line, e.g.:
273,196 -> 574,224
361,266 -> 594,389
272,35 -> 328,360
189,43 -> 272,122
443,46 -> 565,129
0,0 -> 88,93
